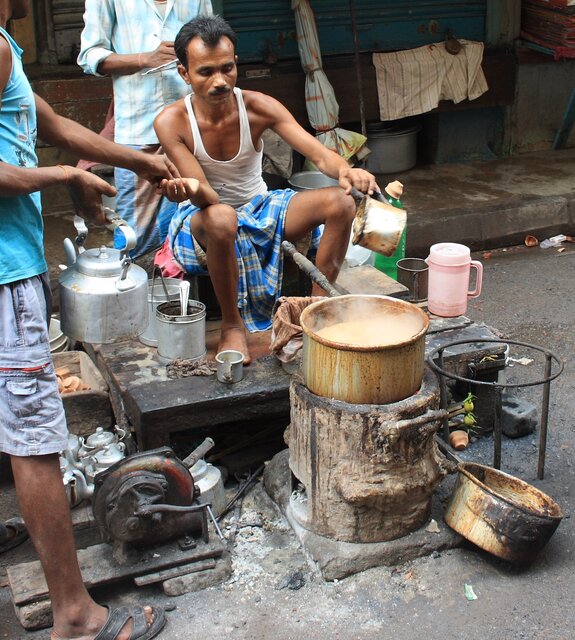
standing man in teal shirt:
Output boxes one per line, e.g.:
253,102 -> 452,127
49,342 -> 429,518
0,0 -> 172,637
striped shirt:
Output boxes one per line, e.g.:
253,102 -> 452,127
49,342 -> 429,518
78,0 -> 212,145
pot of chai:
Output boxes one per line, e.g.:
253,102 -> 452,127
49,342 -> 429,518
299,295 -> 429,405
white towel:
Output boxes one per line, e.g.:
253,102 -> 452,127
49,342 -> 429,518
372,40 -> 489,121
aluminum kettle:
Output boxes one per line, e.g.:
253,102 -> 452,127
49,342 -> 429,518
58,214 -> 148,344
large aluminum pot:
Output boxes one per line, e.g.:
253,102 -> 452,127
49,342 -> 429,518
445,462 -> 563,566
300,295 -> 429,404
59,223 -> 148,344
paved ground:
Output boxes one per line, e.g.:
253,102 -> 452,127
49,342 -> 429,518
1,152 -> 575,638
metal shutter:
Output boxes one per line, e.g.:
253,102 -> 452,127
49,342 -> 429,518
224,0 -> 487,62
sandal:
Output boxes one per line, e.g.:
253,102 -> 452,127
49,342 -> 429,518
51,605 -> 166,640
0,517 -> 28,554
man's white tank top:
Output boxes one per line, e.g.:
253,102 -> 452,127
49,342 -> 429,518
184,88 -> 268,207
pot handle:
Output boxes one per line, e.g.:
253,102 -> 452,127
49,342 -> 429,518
350,187 -> 385,203
104,207 -> 137,254
151,265 -> 170,305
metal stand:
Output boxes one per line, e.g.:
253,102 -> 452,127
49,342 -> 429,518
427,339 -> 563,479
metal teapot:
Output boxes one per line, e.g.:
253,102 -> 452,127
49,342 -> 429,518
85,442 -> 126,484
62,468 -> 94,507
58,214 -> 148,344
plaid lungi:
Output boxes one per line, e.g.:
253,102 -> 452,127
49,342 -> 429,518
169,189 -> 320,332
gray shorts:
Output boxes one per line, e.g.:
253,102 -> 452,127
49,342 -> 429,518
0,274 -> 67,457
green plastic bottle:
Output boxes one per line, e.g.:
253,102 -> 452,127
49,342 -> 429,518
374,181 -> 405,280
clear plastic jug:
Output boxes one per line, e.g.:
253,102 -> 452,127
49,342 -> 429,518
426,243 -> 483,317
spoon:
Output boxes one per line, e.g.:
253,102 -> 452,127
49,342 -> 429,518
179,280 -> 190,316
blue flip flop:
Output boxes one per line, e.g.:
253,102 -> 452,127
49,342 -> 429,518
0,517 -> 28,554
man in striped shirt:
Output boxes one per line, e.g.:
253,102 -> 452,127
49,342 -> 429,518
78,0 -> 213,258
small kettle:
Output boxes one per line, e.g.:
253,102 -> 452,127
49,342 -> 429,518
58,214 -> 148,344
351,190 -> 407,257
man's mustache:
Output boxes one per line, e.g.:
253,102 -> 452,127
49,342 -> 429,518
209,86 -> 231,97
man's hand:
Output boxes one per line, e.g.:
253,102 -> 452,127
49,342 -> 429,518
142,41 -> 178,70
67,168 -> 117,226
338,166 -> 379,196
159,177 -> 201,203
133,153 -> 180,187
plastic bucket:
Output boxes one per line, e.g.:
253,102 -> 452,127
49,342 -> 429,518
156,300 -> 206,365
139,276 -> 183,347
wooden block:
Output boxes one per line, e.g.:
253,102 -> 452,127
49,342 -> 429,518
335,264 -> 408,298
14,598 -> 54,631
8,539 -> 225,608
162,553 -> 232,597
52,351 -> 112,436
134,558 -> 216,586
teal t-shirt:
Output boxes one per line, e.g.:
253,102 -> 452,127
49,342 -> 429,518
0,27 -> 46,285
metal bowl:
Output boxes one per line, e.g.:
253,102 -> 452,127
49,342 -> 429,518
445,462 -> 564,565
288,171 -> 338,191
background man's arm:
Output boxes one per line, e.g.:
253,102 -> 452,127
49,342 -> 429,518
77,0 -> 177,76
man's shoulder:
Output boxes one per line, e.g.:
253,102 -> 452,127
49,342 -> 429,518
240,89 -> 282,115
155,97 -> 188,128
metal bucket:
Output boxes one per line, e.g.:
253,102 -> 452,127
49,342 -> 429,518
300,295 -> 429,404
139,276 -> 182,347
445,462 -> 564,566
49,317 -> 70,353
366,122 -> 420,174
156,301 -> 207,365
288,171 -> 338,191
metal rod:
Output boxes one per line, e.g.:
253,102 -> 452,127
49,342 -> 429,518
493,386 -> 503,470
281,241 -> 342,297
141,59 -> 178,75
437,348 -> 450,442
537,353 -> 553,480
217,464 -> 265,522
206,504 -> 225,540
349,0 -> 366,137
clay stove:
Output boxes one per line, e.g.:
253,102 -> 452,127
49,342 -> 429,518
286,366 -> 450,544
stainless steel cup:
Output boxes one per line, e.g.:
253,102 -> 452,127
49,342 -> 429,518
216,350 -> 244,384
397,258 -> 429,302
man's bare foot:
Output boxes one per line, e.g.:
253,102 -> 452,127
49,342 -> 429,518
51,603 -> 159,640
218,325 -> 251,365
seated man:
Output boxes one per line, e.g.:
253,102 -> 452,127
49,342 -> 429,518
154,15 -> 379,363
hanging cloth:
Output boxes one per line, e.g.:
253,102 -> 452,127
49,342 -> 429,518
291,0 -> 367,164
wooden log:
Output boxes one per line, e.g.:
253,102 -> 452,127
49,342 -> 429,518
287,367 -> 450,543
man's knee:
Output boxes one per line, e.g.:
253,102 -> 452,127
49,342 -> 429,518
323,189 -> 355,225
201,203 -> 238,243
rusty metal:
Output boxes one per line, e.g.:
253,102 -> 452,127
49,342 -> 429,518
538,353 -> 553,480
216,464 -> 265,522
427,338 -> 564,479
92,447 -> 205,546
300,295 -> 429,405
445,462 -> 564,565
281,241 -> 343,297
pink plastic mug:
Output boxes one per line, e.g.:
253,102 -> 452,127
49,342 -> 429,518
425,243 -> 483,317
